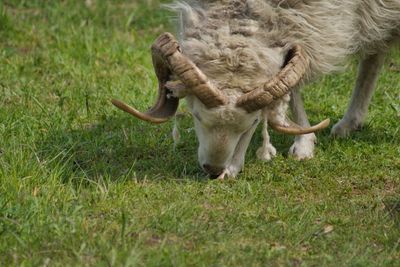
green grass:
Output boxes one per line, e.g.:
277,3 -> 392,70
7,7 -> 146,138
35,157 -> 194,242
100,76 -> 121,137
0,1 -> 399,266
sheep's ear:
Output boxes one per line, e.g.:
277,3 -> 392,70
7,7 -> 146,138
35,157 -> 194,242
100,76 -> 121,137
165,80 -> 188,98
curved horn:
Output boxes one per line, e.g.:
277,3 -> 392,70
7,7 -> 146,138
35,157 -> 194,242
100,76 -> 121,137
269,117 -> 330,135
156,33 -> 227,108
111,99 -> 170,124
236,44 -> 309,113
112,33 -> 227,123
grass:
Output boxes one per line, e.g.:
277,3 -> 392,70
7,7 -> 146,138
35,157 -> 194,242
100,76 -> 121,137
0,1 -> 399,266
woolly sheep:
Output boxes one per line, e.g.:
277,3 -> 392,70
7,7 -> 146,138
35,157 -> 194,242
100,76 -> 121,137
113,0 -> 400,178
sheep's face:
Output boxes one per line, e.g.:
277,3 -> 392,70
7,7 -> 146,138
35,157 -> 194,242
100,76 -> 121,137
180,35 -> 286,177
186,95 -> 261,177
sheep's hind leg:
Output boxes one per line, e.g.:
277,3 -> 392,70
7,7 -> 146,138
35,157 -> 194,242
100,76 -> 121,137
257,111 -> 277,161
288,89 -> 316,160
331,52 -> 386,138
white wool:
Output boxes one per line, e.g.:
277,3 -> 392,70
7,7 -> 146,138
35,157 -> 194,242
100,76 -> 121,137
167,0 -> 400,80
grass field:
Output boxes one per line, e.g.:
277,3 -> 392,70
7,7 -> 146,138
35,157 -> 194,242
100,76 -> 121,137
0,1 -> 399,266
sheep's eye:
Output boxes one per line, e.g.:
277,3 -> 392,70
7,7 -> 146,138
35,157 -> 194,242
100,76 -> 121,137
252,118 -> 259,126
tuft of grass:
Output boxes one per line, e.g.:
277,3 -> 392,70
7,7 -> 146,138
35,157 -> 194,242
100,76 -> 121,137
0,1 -> 399,266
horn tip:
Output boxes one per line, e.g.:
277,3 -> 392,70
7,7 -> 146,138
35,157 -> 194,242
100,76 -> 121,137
320,118 -> 331,129
269,117 -> 331,135
110,98 -> 169,124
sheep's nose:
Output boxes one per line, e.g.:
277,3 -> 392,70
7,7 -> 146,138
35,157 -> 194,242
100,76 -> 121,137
202,164 -> 224,178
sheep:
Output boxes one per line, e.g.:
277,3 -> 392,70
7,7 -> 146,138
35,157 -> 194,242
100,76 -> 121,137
112,0 -> 400,179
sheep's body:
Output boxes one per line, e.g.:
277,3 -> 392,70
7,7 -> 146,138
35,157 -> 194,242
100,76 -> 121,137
162,0 -> 400,177
172,0 -> 400,79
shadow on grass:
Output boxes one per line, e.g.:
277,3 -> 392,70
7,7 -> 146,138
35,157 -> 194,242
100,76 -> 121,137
36,113 -> 398,185
249,116 -> 399,159
323,121 -> 400,147
36,114 -> 204,184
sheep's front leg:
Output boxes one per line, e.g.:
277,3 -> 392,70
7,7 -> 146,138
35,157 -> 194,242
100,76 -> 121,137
289,89 -> 316,160
224,121 -> 259,178
256,110 -> 277,161
331,52 -> 386,137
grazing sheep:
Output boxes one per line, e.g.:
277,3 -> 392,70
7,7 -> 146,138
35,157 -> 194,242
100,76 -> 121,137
112,0 -> 400,178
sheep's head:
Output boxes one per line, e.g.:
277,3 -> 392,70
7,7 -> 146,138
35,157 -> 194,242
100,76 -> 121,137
188,95 -> 261,178
112,33 -> 328,178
